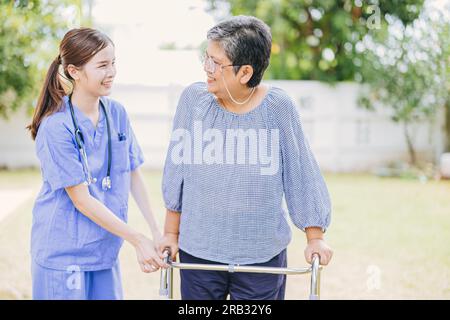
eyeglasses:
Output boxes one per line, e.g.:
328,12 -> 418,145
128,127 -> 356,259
201,52 -> 241,74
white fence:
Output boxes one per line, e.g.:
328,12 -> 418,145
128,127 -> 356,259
0,81 -> 441,172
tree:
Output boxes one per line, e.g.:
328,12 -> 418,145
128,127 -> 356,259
0,0 -> 81,119
206,0 -> 424,83
358,4 -> 449,165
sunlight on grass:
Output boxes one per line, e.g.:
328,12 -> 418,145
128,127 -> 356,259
0,169 -> 449,299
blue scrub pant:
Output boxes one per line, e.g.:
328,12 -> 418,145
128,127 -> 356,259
179,249 -> 287,300
31,259 -> 123,300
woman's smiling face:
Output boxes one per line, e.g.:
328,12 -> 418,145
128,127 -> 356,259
203,40 -> 237,96
70,43 -> 116,97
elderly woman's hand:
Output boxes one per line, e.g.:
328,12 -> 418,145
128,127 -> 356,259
304,239 -> 333,266
157,232 -> 179,262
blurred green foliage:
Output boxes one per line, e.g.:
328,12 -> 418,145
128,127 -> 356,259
359,6 -> 449,161
0,0 -> 81,118
207,0 -> 424,82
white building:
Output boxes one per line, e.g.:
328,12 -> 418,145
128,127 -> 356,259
0,78 -> 441,172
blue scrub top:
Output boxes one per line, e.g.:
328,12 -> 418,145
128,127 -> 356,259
31,96 -> 144,271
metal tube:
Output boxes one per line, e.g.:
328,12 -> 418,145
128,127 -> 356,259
159,253 -> 173,299
171,262 -> 311,275
309,253 -> 321,300
168,263 -> 173,299
158,267 -> 168,298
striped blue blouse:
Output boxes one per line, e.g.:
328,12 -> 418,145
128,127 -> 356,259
162,82 -> 331,264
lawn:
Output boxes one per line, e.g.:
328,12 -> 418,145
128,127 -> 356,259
0,169 -> 449,299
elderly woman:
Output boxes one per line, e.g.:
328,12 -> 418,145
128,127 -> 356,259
158,15 -> 333,300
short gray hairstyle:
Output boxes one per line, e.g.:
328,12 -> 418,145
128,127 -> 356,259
207,15 -> 272,88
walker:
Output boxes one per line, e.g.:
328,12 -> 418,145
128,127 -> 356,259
159,249 -> 323,300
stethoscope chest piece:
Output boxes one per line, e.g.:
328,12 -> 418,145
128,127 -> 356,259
102,176 -> 112,191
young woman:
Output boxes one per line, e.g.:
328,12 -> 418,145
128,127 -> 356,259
27,28 -> 165,300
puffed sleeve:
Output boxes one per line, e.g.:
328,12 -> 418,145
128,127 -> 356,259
278,93 -> 332,232
35,119 -> 86,191
161,85 -> 194,213
126,118 -> 145,171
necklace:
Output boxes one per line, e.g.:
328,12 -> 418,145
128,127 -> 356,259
222,73 -> 257,105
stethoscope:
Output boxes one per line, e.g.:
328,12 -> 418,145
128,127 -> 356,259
68,94 -> 112,191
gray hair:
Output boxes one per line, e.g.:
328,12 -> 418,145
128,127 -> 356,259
207,15 -> 272,88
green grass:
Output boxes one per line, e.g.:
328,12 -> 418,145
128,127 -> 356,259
0,169 -> 449,299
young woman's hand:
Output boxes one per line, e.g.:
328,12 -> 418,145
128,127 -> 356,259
304,239 -> 333,266
133,234 -> 166,273
152,231 -> 163,251
157,233 -> 179,262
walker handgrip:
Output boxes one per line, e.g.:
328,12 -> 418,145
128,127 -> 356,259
162,248 -> 172,262
309,253 -> 321,300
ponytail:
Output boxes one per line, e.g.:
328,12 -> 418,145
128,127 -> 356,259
27,56 -> 66,140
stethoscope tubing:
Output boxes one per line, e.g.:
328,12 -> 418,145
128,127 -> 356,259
68,94 -> 112,189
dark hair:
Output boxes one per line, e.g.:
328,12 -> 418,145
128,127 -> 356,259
27,28 -> 113,140
207,15 -> 272,88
